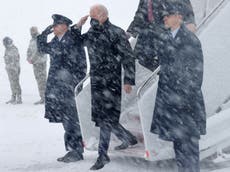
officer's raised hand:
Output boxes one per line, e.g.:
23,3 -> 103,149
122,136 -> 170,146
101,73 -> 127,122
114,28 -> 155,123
42,25 -> 53,35
76,15 -> 89,27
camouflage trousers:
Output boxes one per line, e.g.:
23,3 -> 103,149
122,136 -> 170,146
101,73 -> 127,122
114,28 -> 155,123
33,62 -> 47,100
6,68 -> 21,96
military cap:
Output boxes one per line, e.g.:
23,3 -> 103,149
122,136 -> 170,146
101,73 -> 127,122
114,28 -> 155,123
161,0 -> 190,17
52,14 -> 73,26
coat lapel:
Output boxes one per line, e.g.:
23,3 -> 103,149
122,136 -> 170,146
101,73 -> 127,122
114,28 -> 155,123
173,25 -> 187,49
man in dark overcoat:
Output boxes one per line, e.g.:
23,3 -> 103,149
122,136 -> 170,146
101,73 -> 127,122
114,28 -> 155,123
77,4 -> 137,170
37,14 -> 87,163
127,0 -> 196,71
150,1 -> 206,172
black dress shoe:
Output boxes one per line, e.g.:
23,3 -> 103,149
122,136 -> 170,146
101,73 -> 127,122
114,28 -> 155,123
90,154 -> 110,170
115,139 -> 138,150
57,151 -> 83,163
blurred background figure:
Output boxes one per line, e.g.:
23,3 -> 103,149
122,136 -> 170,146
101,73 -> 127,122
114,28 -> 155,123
127,0 -> 196,71
3,36 -> 22,104
27,26 -> 47,105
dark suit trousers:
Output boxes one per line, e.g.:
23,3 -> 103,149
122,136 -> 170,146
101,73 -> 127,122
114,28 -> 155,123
62,117 -> 84,154
173,138 -> 200,172
98,123 -> 136,156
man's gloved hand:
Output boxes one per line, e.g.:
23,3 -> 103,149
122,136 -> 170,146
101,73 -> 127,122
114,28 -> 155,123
42,25 -> 53,35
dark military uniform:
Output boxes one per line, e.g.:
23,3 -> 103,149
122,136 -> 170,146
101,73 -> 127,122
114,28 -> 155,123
37,15 -> 87,160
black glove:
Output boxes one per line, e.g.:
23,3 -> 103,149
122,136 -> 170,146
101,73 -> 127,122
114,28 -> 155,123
42,25 -> 53,35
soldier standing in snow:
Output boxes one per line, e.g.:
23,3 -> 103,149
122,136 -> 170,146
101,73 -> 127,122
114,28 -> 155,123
27,26 -> 47,105
37,14 -> 87,163
3,37 -> 22,104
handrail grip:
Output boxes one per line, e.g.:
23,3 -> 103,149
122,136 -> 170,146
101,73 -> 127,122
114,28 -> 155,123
137,66 -> 160,99
75,73 -> 90,96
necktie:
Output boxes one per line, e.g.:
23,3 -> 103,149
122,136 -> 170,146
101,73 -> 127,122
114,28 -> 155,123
148,0 -> 154,22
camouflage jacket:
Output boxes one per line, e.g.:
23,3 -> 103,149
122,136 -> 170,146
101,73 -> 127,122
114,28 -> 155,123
4,45 -> 20,71
27,37 -> 47,64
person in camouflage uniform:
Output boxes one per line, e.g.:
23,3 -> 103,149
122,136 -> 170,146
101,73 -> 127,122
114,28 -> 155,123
3,37 -> 22,104
27,27 -> 47,105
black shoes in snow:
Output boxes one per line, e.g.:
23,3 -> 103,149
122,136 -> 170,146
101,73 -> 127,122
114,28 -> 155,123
57,151 -> 110,170
57,151 -> 83,163
90,154 -> 110,170
114,139 -> 138,150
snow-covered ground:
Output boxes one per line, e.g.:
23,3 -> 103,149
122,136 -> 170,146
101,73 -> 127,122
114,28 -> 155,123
1,0 -> 230,172
212,168 -> 230,172
1,96 -> 230,172
1,101 -> 230,172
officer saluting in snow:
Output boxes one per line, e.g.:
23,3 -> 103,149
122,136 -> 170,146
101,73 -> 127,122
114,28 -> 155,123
37,14 -> 87,163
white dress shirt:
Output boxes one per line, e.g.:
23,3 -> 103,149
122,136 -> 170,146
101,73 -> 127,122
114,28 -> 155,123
171,27 -> 180,39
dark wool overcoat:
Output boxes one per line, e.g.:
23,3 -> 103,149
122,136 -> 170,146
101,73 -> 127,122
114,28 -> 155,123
37,28 -> 87,123
83,20 -> 135,127
150,25 -> 206,141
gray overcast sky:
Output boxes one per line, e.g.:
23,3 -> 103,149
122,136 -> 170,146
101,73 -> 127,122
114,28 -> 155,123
0,0 -> 139,56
